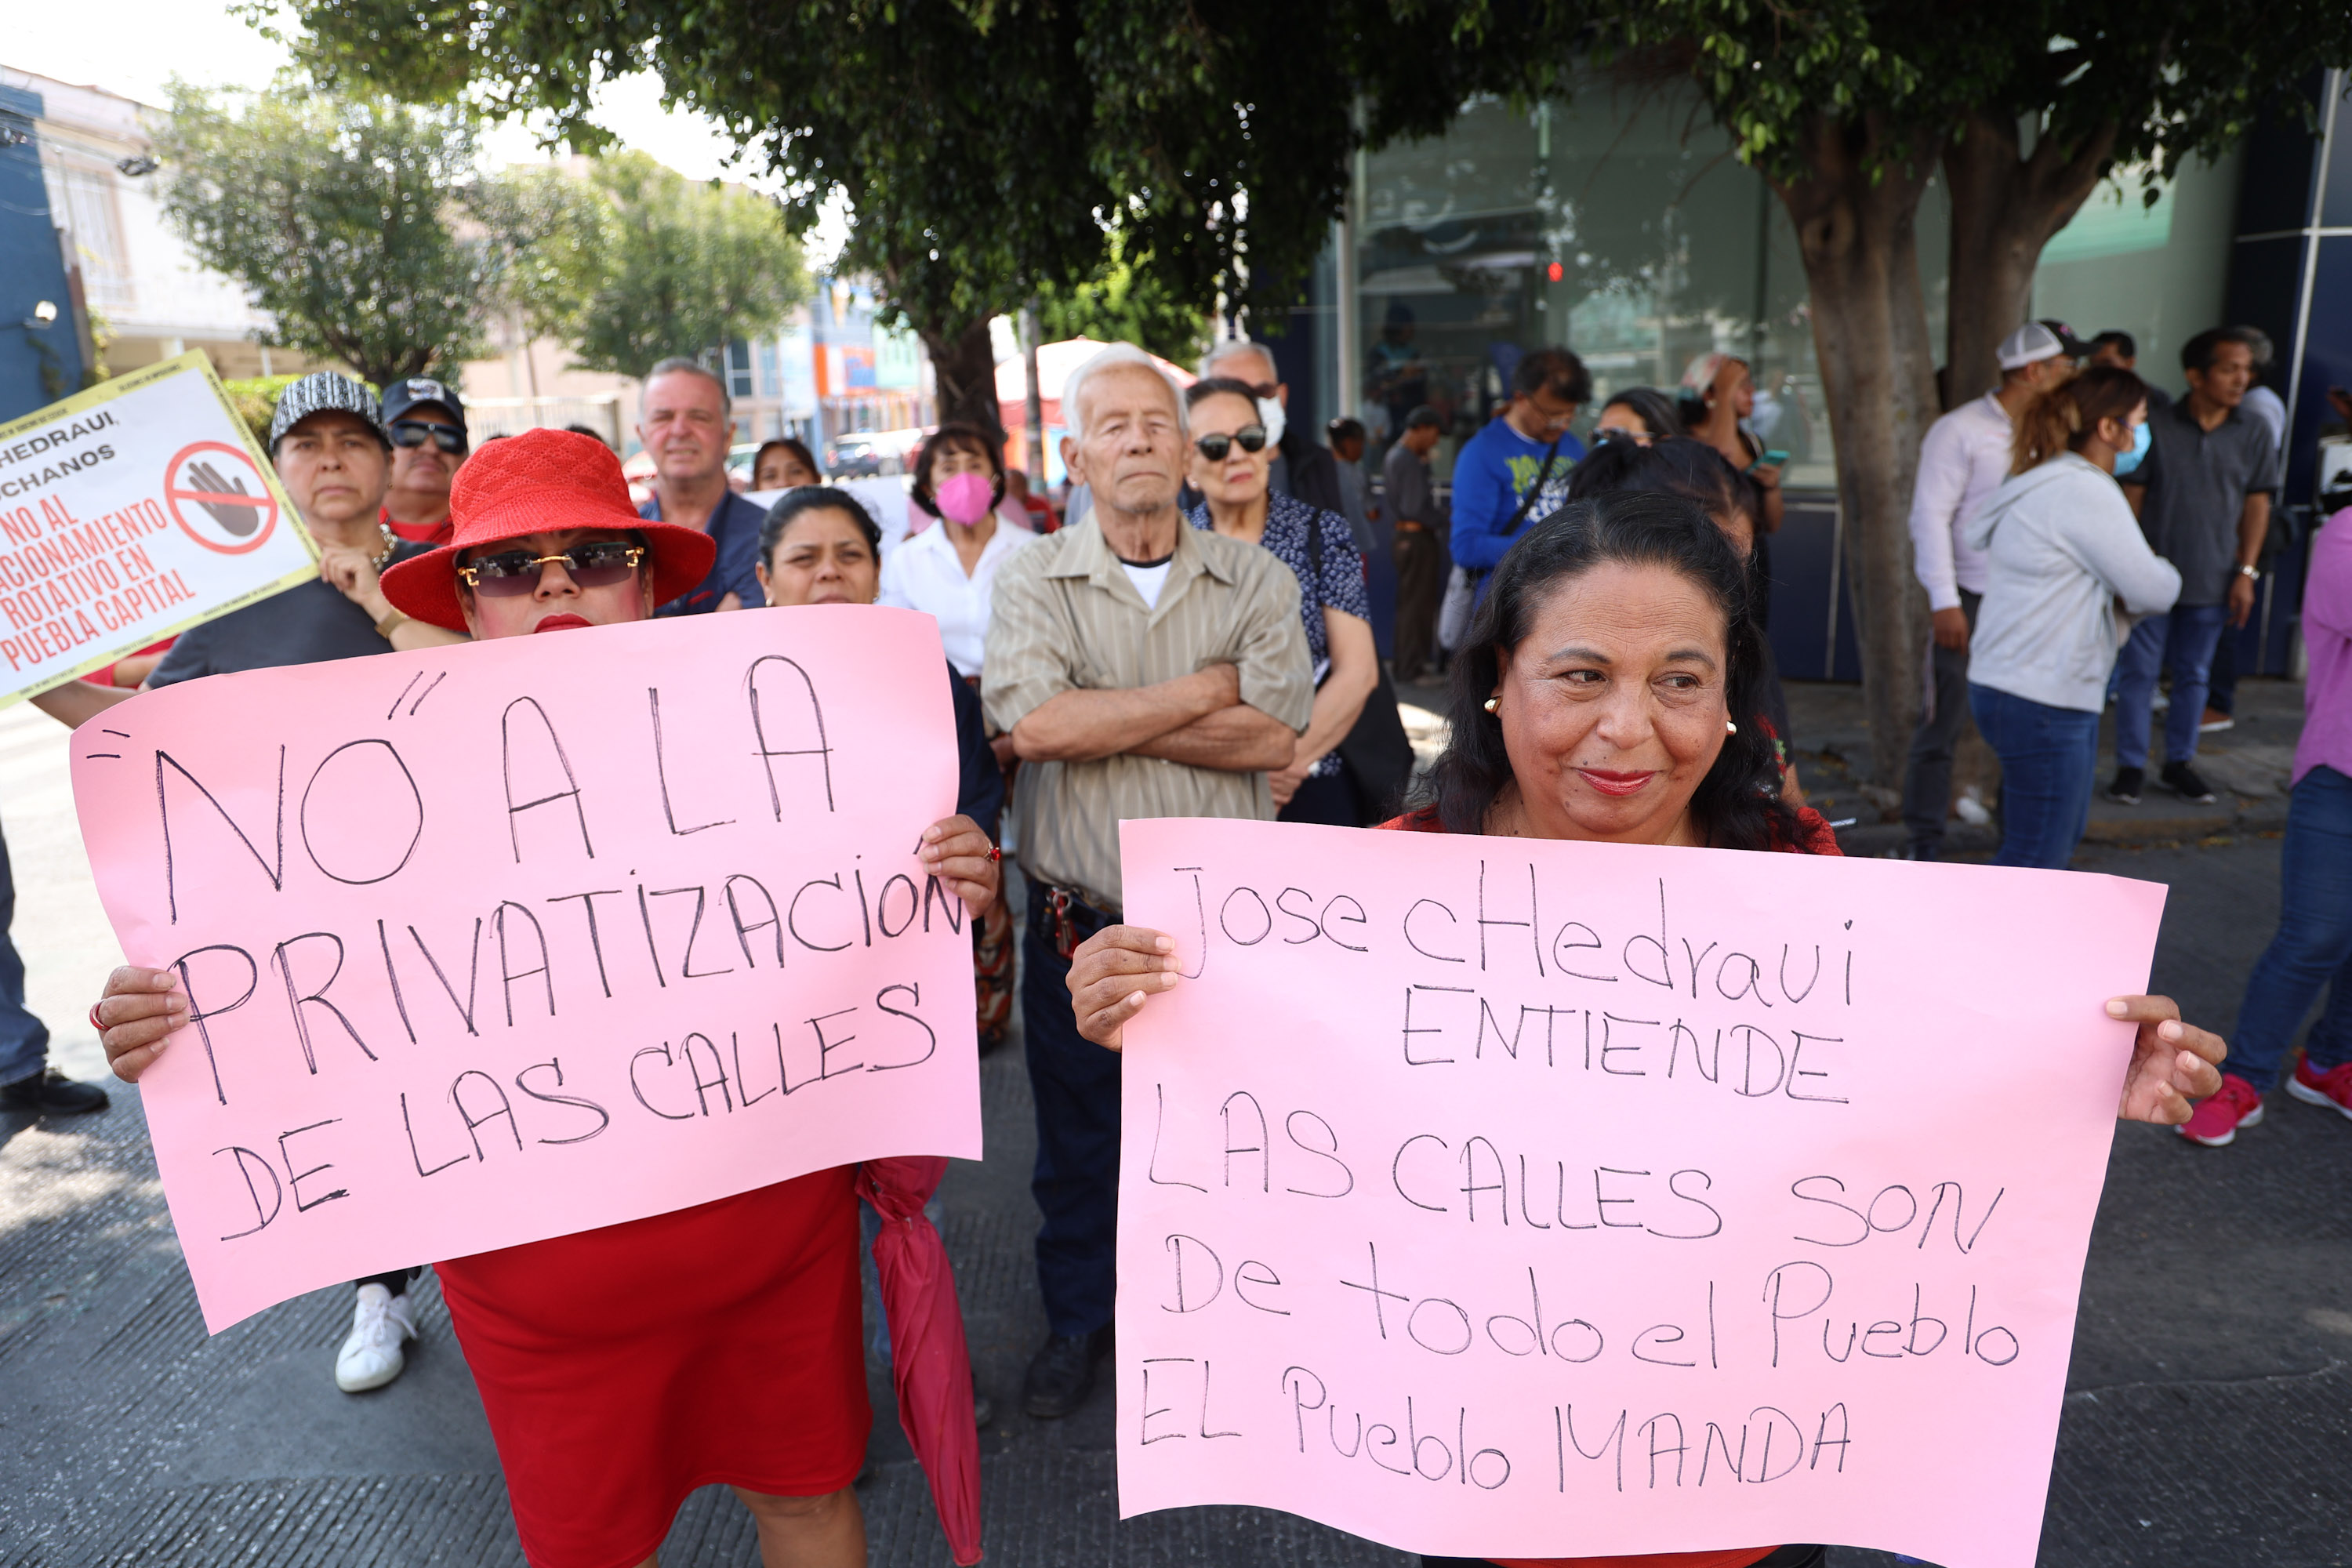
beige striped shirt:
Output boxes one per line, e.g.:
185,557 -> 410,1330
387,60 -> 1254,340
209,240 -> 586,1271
982,514 -> 1313,912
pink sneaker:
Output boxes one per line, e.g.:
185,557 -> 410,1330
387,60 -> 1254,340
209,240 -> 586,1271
2288,1058 -> 2352,1121
2179,1073 -> 2265,1147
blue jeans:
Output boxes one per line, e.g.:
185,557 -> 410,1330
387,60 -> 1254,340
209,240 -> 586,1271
0,823 -> 49,1085
2227,767 -> 2352,1092
2114,604 -> 2230,770
1969,684 -> 2102,869
1022,889 -> 1123,1338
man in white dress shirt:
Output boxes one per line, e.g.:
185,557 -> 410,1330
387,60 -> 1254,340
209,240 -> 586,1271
1899,321 -> 2079,859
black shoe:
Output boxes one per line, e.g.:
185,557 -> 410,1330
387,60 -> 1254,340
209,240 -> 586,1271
2160,760 -> 2218,805
0,1067 -> 110,1116
1022,1326 -> 1112,1418
2105,767 -> 2144,805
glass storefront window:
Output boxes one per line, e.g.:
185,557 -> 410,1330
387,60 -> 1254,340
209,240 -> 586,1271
1355,81 -> 1955,492
2031,147 -> 2244,383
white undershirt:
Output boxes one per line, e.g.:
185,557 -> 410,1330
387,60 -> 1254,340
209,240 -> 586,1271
1121,559 -> 1173,609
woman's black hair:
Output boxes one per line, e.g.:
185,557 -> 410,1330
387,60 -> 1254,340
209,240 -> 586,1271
1184,376 -> 1263,416
760,486 -> 880,564
1421,489 -> 1806,853
1595,387 -> 1686,442
1567,436 -> 1752,531
754,436 -> 822,485
909,422 -> 1004,518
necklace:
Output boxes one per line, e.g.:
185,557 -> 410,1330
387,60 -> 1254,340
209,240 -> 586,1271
369,523 -> 397,572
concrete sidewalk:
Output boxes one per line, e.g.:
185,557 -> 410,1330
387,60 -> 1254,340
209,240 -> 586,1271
1770,677 -> 2307,858
4,702 -> 2350,1566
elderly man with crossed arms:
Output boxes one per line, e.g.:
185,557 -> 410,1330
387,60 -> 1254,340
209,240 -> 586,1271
982,343 -> 1314,1421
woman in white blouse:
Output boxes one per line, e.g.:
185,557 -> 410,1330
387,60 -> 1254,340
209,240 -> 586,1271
880,423 -> 1035,687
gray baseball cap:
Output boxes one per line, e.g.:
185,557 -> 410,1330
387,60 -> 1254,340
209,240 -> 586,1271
267,372 -> 388,455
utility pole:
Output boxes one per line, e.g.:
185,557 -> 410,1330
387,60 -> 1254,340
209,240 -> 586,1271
1021,299 -> 1046,484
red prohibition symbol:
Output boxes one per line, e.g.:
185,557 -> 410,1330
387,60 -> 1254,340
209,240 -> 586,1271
165,441 -> 280,554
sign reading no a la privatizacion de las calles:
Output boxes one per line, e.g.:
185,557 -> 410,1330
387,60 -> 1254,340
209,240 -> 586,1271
0,350 -> 319,705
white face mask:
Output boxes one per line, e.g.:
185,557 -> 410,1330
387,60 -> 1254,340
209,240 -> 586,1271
1255,395 -> 1287,450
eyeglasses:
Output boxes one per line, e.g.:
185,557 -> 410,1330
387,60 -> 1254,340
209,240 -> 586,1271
1194,425 -> 1269,461
389,419 -> 467,455
457,542 -> 645,596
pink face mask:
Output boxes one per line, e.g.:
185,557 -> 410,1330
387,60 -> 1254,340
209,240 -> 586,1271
935,470 -> 994,524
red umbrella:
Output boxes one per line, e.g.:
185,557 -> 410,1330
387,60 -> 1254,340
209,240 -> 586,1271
856,1156 -> 983,1564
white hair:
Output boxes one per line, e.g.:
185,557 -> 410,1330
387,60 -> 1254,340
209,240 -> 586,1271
1063,343 -> 1186,441
1200,338 -> 1276,380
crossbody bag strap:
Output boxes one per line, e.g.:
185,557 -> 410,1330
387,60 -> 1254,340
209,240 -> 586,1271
1500,438 -> 1563,540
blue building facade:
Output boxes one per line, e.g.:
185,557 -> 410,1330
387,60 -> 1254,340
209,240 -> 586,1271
0,83 -> 86,424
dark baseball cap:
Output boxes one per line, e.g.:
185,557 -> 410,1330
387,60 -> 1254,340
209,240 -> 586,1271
382,376 -> 468,435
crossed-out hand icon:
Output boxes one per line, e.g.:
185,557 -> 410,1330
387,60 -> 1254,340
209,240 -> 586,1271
183,460 -> 263,537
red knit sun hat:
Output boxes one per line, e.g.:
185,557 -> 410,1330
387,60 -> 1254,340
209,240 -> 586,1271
380,427 -> 717,631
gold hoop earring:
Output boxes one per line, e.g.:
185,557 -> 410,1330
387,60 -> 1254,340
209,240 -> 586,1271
1483,696 -> 1501,714
1725,719 -> 1738,735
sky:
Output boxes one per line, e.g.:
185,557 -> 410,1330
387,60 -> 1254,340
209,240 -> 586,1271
5,0 -> 848,256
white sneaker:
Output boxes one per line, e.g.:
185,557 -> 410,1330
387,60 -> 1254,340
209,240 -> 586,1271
1953,787 -> 1991,827
335,1283 -> 416,1392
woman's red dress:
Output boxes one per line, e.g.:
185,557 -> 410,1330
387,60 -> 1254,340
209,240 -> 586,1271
434,1165 -> 869,1568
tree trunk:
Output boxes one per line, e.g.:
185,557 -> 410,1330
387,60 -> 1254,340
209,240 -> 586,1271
1771,111 -> 1946,795
1942,111 -> 2118,410
923,318 -> 1004,443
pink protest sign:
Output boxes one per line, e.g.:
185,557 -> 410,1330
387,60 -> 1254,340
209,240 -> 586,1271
1115,818 -> 2165,1568
73,607 -> 981,1332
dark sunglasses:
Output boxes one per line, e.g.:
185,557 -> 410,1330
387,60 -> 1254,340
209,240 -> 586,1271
389,419 -> 467,455
1194,425 -> 1268,461
457,542 -> 645,597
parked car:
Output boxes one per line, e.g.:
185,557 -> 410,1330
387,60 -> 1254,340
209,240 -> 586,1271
826,434 -> 887,477
723,442 -> 767,486
826,426 -> 931,478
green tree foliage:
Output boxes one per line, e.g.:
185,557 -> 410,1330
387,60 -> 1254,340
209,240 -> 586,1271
550,153 -> 807,381
481,162 -> 619,350
155,85 -> 559,386
1036,228 -> 1210,366
1369,0 -> 2352,785
220,374 -> 303,445
270,0 -> 1363,432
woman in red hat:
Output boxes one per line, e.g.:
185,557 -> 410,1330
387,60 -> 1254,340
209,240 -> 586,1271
89,430 -> 1003,1568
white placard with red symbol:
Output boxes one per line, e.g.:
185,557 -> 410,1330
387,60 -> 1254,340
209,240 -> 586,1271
0,351 -> 319,705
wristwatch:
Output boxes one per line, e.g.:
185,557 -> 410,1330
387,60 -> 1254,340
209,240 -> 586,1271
2238,564 -> 2260,581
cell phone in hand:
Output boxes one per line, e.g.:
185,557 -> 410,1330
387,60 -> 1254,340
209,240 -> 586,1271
1748,448 -> 1791,471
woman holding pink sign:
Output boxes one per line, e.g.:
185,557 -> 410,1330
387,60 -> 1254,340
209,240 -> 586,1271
1064,489 -> 2229,1568
89,430 -> 1001,1568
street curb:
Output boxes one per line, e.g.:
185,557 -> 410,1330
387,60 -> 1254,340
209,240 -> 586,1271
1835,796 -> 2288,858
